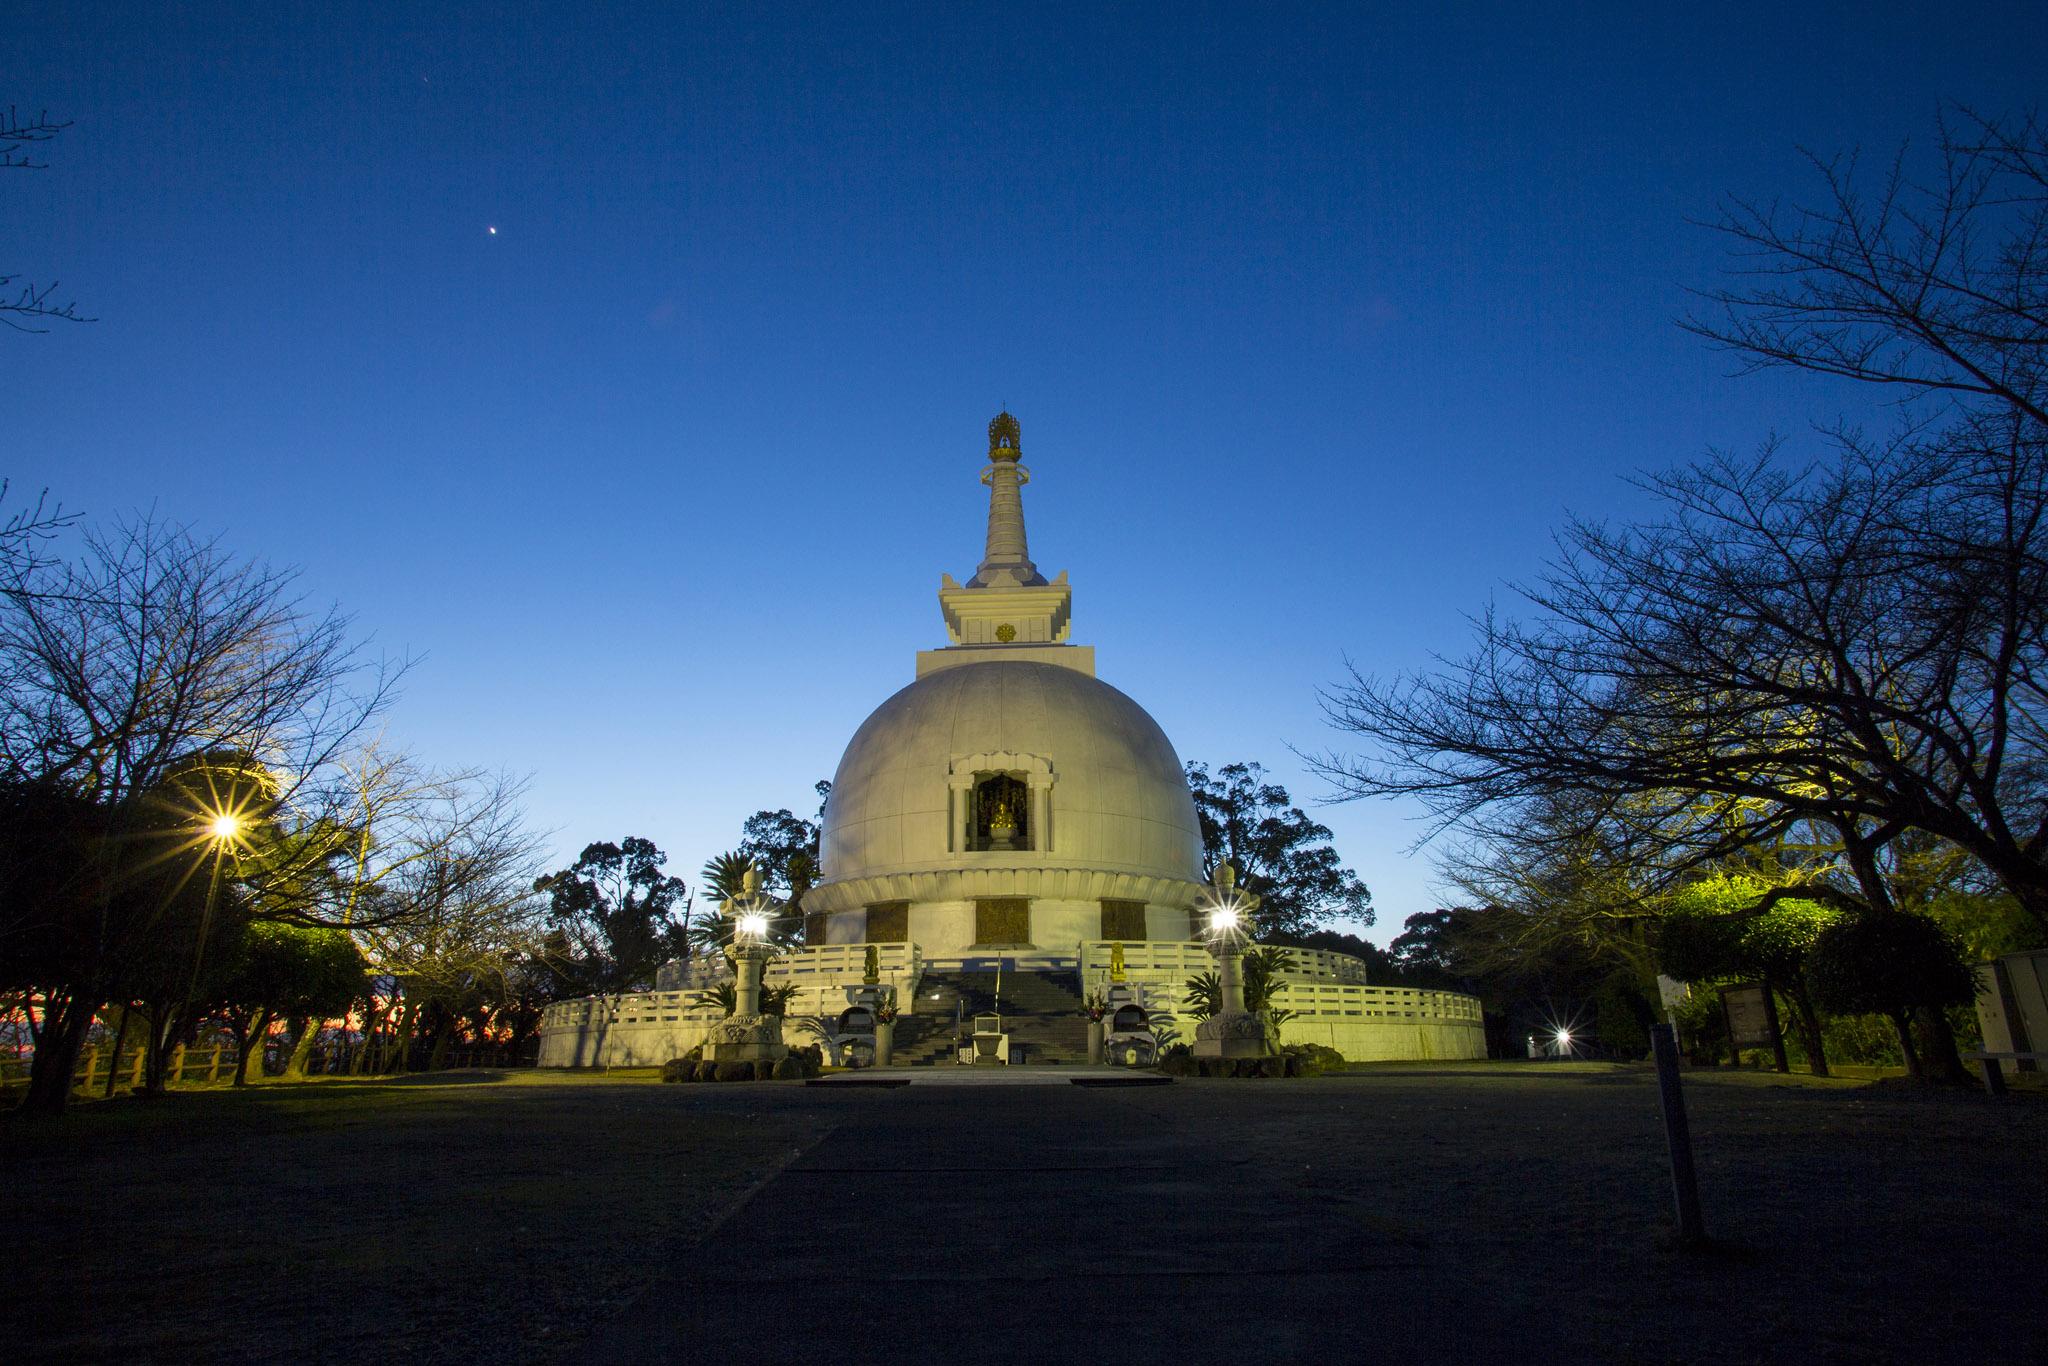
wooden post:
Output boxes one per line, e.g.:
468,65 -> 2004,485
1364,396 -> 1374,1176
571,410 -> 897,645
170,1043 -> 187,1085
206,1044 -> 222,1083
1761,975 -> 1790,1073
130,1047 -> 146,1086
77,1046 -> 101,1093
1650,1023 -> 1705,1246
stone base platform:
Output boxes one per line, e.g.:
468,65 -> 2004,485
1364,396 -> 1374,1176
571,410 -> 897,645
807,1066 -> 1171,1087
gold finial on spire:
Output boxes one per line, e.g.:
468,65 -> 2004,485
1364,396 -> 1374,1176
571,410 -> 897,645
988,410 -> 1021,462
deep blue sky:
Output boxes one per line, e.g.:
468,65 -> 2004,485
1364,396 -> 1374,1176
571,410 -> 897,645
12,3 -> 2047,941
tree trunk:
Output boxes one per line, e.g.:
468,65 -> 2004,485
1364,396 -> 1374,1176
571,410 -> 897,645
231,1009 -> 270,1086
20,996 -> 97,1117
102,1005 -> 134,1098
1785,979 -> 1829,1077
351,997 -> 389,1075
142,1005 -> 180,1095
1890,1012 -> 1923,1080
11,991 -> 45,1048
1912,1006 -> 1969,1084
1839,831 -> 1897,914
386,1001 -> 420,1073
226,1015 -> 251,1086
1984,852 -> 2048,944
283,1016 -> 317,1080
427,1026 -> 453,1072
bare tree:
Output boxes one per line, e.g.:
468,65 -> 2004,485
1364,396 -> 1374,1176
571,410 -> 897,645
1686,107 -> 2045,430
346,773 -> 550,1072
1319,110 -> 2048,941
1319,436 -> 2048,936
0,514 -> 401,1114
0,482 -> 75,583
243,744 -> 520,933
2,107 -> 90,332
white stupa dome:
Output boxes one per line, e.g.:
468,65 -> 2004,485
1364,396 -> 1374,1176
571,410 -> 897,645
819,659 -> 1203,883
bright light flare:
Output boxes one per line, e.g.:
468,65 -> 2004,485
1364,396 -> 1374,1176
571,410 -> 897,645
208,812 -> 243,841
1207,907 -> 1241,934
736,912 -> 769,941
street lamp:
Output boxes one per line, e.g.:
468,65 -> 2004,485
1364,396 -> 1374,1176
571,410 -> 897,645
159,805 -> 249,1093
186,809 -> 244,990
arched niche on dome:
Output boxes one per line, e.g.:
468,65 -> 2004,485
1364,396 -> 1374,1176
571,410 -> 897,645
948,751 -> 1055,854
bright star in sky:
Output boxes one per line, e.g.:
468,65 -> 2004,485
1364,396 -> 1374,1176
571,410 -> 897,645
487,225 -> 497,235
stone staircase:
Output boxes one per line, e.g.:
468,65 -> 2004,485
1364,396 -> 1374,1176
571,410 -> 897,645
891,966 -> 1093,1066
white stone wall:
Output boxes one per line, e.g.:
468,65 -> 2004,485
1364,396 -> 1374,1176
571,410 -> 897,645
537,942 -> 1489,1067
1278,1016 -> 1487,1061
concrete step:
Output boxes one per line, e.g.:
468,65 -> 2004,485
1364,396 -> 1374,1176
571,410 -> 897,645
887,967 -> 1097,1067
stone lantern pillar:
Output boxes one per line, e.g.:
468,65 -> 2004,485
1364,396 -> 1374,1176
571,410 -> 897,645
731,941 -> 772,1018
706,865 -> 790,1066
1193,863 -> 1278,1060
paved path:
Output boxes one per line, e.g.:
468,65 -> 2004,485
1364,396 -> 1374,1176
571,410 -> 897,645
594,1080 -> 1572,1362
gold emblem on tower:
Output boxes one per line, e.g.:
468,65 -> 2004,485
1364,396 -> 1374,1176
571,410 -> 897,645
995,623 -> 1017,642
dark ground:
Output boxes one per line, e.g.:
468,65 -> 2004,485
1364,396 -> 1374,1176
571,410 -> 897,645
8,1063 -> 2045,1365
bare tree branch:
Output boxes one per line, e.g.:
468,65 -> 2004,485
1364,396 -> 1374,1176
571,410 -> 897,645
2,106 -> 92,330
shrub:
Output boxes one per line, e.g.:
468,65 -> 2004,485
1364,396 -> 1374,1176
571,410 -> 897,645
772,1055 -> 805,1081
693,1060 -> 720,1083
715,1062 -> 754,1083
1809,911 -> 1975,1019
794,1043 -> 824,1077
660,1057 -> 693,1083
751,1059 -> 776,1081
1809,910 -> 1977,1077
1176,1048 -> 1337,1077
1282,1043 -> 1344,1076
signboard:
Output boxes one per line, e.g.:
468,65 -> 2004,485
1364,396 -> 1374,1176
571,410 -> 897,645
1719,983 -> 1777,1049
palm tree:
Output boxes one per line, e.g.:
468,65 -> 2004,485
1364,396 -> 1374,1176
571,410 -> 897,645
1181,946 -> 1299,1026
688,979 -> 799,1018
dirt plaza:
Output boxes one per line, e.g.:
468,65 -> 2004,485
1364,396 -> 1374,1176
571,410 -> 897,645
10,1063 -> 2044,1364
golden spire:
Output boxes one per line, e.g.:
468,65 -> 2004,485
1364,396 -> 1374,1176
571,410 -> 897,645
988,410 -> 1021,462
972,409 -> 1040,587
